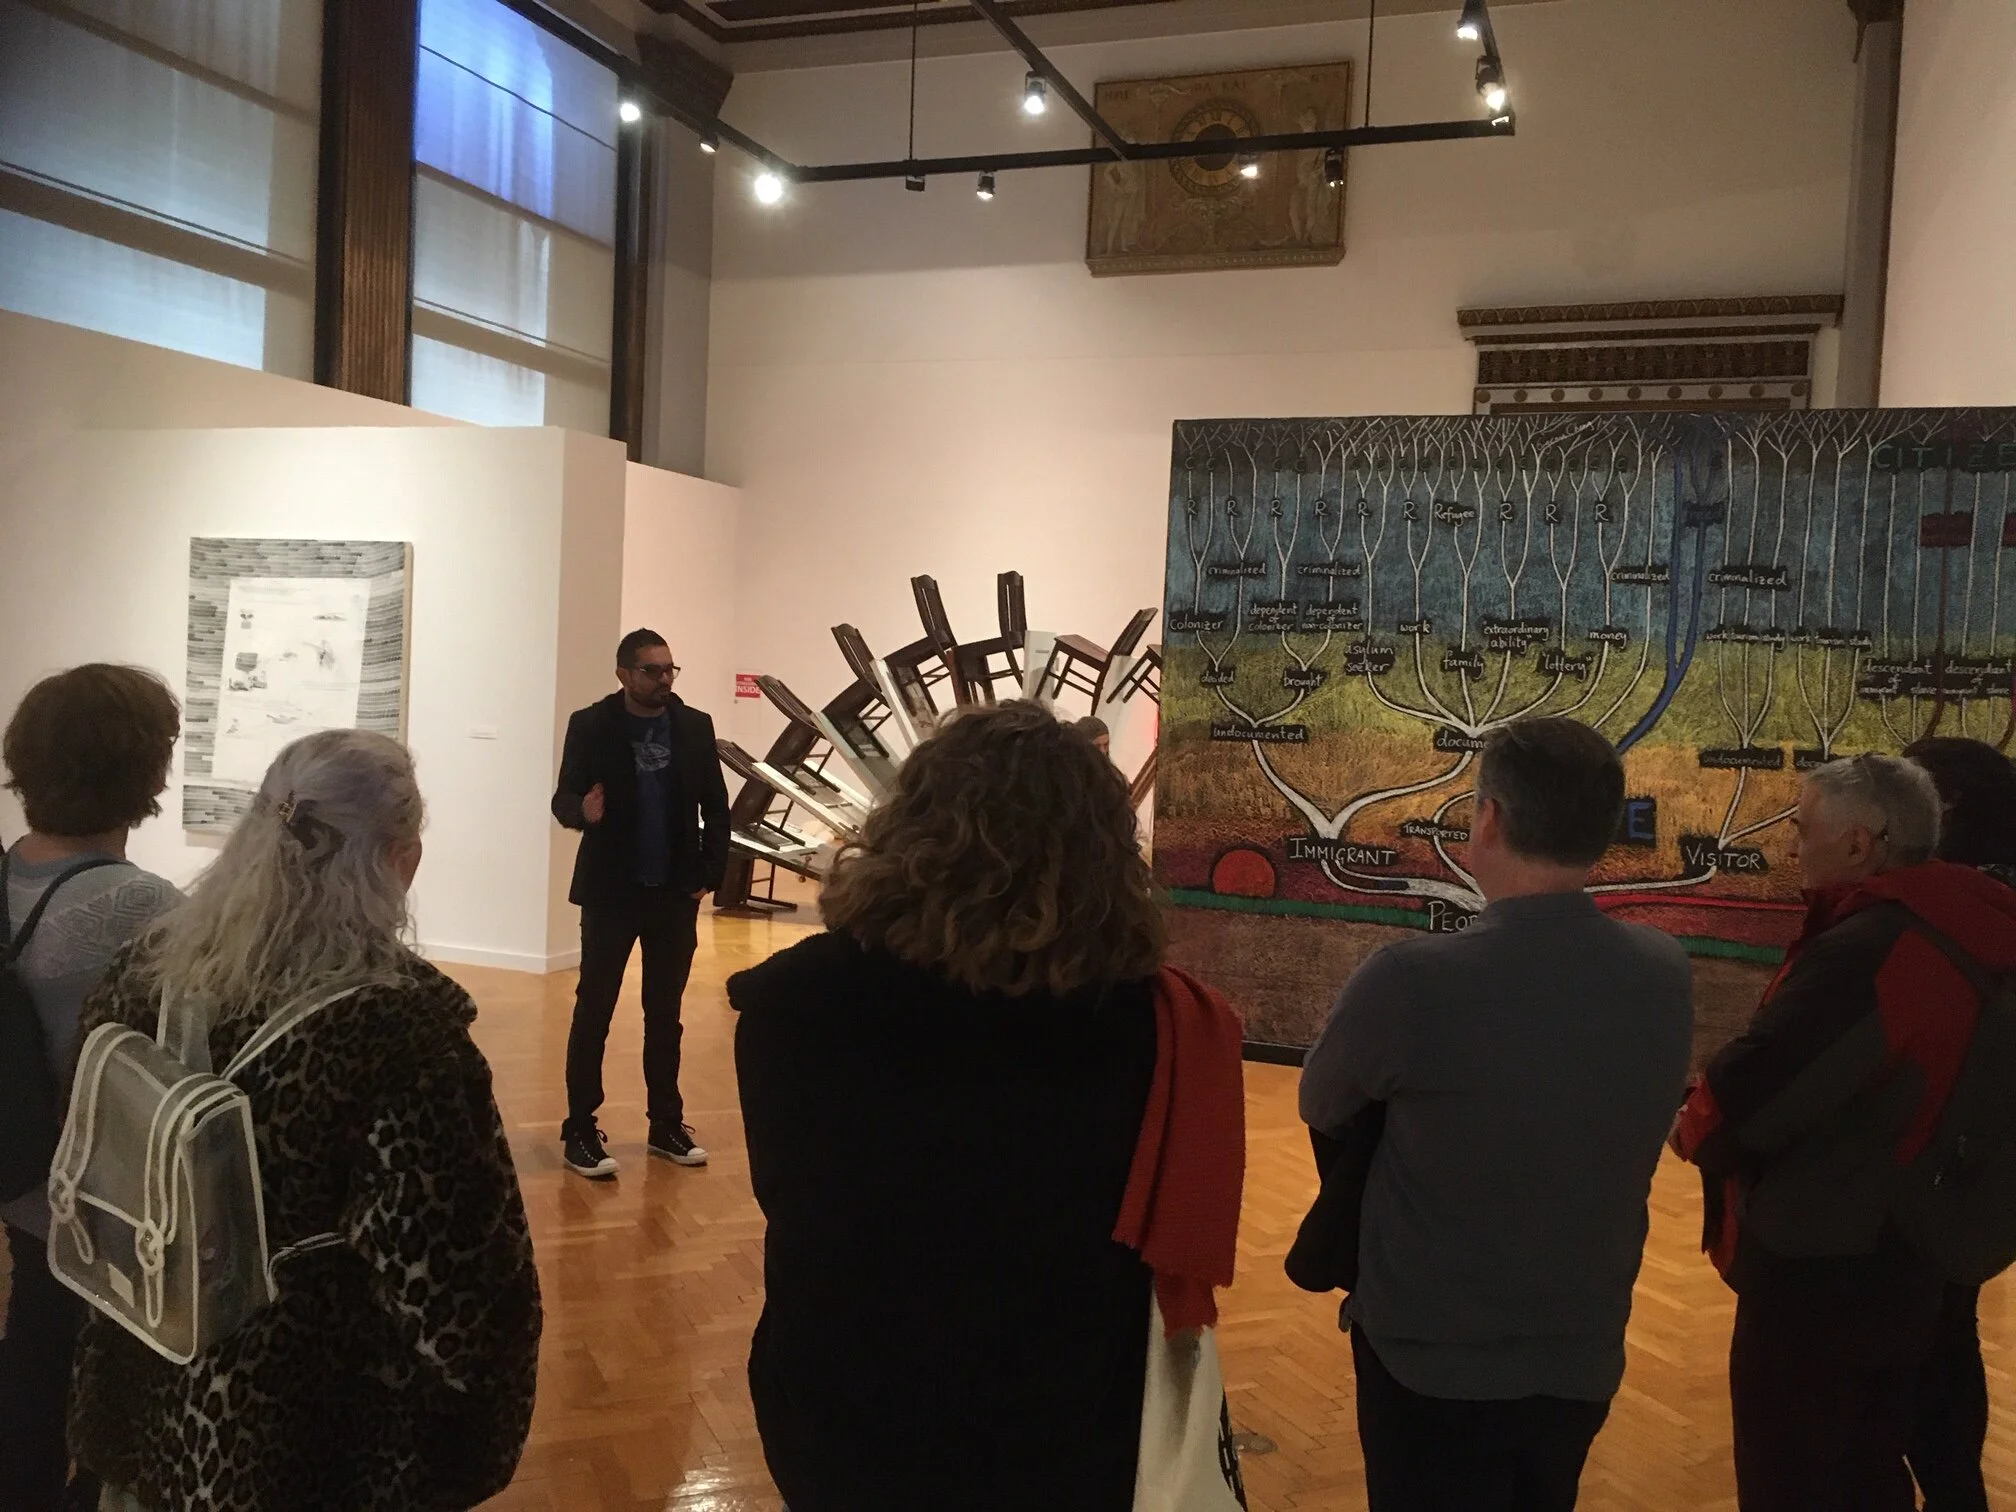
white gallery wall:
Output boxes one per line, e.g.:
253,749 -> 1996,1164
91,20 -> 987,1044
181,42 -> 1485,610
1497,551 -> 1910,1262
0,310 -> 670,973
705,0 -> 1862,734
623,463 -> 745,741
1880,0 -> 2016,406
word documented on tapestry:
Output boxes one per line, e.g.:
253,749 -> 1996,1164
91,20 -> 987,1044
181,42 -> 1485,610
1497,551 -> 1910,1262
1155,410 -> 2016,1046
183,538 -> 413,831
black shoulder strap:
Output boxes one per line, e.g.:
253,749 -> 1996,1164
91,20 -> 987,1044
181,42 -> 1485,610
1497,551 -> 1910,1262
1,855 -> 129,967
1907,916 -> 2000,998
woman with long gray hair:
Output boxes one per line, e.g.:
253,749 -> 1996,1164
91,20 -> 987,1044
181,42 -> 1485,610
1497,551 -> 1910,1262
67,730 -> 541,1512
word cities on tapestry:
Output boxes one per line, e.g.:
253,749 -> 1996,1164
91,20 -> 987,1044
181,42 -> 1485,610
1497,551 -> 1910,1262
1156,411 -> 2016,1048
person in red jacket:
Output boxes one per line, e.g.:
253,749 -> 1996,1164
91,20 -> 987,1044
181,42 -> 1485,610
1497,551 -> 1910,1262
1675,753 -> 2016,1512
1900,736 -> 2016,1512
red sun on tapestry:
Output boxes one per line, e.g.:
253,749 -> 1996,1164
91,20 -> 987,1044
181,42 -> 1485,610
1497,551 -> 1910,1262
1211,848 -> 1278,899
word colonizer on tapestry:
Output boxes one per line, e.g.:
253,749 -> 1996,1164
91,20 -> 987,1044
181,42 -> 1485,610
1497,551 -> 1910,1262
1154,412 -> 2016,1052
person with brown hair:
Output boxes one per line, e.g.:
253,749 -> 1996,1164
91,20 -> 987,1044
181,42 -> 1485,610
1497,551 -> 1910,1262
730,700 -> 1246,1512
0,664 -> 182,1511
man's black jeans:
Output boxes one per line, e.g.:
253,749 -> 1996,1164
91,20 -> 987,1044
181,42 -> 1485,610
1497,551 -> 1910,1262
1352,1328 -> 1610,1512
566,888 -> 701,1132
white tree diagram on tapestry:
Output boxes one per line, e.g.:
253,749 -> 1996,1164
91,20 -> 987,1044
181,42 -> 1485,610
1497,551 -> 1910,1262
1155,410 -> 2016,961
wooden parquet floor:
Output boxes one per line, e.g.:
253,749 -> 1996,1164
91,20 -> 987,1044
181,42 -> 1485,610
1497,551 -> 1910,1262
436,910 -> 2016,1511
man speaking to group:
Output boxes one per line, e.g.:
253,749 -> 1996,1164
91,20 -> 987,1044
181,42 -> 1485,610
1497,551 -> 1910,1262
552,629 -> 731,1181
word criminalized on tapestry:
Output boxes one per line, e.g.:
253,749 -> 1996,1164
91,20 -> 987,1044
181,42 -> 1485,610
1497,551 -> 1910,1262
1153,410 -> 2016,1047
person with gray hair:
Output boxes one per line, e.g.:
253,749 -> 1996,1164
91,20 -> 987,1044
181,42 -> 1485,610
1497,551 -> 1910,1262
1301,717 -> 1694,1509
66,729 -> 543,1512
1676,754 -> 2016,1511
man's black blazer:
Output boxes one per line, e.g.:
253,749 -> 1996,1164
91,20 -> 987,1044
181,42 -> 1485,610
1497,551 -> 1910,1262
551,691 -> 731,906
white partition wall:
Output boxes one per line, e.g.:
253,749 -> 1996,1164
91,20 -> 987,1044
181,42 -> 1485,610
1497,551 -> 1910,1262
621,464 -> 744,742
0,311 -> 632,973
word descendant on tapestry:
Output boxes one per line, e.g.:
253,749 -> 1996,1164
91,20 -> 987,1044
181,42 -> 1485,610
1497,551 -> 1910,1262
183,539 -> 413,832
1155,411 -> 2016,1050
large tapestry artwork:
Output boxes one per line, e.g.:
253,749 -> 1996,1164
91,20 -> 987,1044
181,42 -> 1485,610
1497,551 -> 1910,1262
1155,411 -> 2016,1054
1086,63 -> 1350,277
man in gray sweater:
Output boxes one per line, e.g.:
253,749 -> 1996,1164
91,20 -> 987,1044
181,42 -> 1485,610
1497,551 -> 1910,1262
1301,716 -> 1694,1511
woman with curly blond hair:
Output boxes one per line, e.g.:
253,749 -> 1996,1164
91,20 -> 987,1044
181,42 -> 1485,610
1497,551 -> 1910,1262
732,701 -> 1247,1512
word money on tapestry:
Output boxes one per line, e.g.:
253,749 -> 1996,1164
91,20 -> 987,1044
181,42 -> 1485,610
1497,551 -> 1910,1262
1155,411 -> 2016,1049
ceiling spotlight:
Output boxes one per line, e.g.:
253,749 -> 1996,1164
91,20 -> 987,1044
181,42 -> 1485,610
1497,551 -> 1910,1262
618,99 -> 643,125
1456,0 -> 1489,42
1023,71 -> 1049,116
977,170 -> 997,201
1324,147 -> 1345,189
1476,55 -> 1508,114
753,170 -> 785,206
905,172 -> 927,192
699,129 -> 719,155
1238,156 -> 1261,181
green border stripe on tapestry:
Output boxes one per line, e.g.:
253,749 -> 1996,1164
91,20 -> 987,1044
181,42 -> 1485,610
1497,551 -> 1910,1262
1165,888 -> 1784,964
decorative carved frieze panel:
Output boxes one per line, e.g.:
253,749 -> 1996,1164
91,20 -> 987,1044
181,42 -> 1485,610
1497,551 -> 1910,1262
1459,296 -> 1843,415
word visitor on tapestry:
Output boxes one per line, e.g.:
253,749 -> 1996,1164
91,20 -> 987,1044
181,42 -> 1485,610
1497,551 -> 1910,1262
183,539 -> 413,832
1155,411 -> 2016,1048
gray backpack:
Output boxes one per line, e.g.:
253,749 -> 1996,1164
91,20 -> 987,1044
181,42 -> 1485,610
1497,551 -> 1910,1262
1894,921 -> 2016,1287
47,986 -> 360,1363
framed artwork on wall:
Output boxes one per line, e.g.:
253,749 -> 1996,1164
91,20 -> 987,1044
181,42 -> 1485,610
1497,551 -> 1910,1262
182,538 -> 414,832
1086,62 -> 1351,277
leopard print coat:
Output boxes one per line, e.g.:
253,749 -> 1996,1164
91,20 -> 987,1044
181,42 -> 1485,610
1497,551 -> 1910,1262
67,953 -> 542,1511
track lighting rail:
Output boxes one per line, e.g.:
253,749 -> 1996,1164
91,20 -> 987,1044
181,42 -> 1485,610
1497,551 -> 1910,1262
673,1 -> 1515,195
787,115 -> 1513,185
965,0 -> 1133,158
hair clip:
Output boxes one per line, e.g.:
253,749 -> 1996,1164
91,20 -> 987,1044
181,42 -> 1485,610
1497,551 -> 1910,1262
276,794 -> 299,826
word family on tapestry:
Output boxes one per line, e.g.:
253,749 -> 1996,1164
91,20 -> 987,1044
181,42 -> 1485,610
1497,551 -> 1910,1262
1155,411 -> 2016,1048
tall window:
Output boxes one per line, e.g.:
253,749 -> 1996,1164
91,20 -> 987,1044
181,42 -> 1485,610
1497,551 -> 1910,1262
0,0 -> 323,376
410,0 -> 617,432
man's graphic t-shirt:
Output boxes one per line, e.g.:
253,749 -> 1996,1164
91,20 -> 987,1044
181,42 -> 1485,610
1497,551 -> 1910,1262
628,710 -> 674,887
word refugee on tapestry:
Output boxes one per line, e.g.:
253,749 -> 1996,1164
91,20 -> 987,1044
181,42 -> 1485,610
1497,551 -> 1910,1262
1154,410 -> 2016,1048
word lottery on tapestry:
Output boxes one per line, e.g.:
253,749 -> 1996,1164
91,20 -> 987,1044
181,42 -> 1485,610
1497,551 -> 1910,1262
1153,411 -> 2016,1046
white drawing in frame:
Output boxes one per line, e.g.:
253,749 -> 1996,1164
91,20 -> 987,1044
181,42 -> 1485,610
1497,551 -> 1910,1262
211,577 -> 371,786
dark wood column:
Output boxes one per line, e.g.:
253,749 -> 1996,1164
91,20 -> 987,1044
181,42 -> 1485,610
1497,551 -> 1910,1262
314,0 -> 419,403
610,121 -> 654,459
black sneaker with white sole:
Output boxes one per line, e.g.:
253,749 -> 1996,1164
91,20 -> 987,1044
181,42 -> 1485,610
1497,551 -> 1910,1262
561,1120 -> 618,1179
648,1122 -> 709,1167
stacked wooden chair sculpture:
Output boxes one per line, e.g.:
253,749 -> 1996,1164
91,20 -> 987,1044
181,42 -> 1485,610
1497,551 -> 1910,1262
714,572 -> 1161,914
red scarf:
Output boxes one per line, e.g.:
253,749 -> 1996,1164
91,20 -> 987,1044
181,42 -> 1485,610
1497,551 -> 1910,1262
1113,966 -> 1247,1336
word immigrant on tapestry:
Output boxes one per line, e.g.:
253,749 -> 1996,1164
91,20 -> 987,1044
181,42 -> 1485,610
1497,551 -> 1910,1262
1154,411 -> 2016,1049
